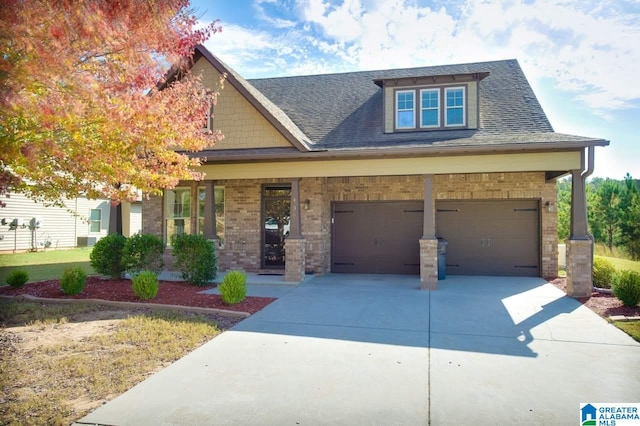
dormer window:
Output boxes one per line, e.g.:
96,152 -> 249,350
420,89 -> 440,128
394,85 -> 466,131
396,90 -> 415,129
445,87 -> 465,127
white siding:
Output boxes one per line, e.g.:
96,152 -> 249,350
0,193 -> 110,252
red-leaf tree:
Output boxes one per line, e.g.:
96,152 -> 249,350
0,0 -> 223,207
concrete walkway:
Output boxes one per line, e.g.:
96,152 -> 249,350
76,275 -> 640,425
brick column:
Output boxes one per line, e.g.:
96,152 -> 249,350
420,175 -> 438,290
420,239 -> 438,289
566,239 -> 592,297
566,168 -> 593,297
285,238 -> 305,282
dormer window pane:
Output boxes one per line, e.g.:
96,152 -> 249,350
445,87 -> 465,126
420,89 -> 440,127
396,90 -> 415,129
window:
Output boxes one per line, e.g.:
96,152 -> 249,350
394,85 -> 466,130
396,90 -> 415,129
202,102 -> 213,131
89,209 -> 101,233
197,186 -> 225,246
420,89 -> 440,128
445,87 -> 465,126
164,188 -> 191,246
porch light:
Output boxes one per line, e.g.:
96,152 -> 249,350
545,201 -> 554,213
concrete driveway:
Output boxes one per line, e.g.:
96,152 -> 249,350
76,275 -> 640,425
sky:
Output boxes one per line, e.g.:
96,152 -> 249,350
190,0 -> 640,179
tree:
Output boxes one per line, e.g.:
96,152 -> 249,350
556,178 -> 570,241
618,174 -> 640,259
0,0 -> 222,206
593,179 -> 623,252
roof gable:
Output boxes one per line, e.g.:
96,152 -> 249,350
192,46 -> 312,152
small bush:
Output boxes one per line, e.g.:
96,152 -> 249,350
612,270 -> 640,308
90,233 -> 127,279
6,269 -> 29,288
218,271 -> 247,305
172,234 -> 217,286
60,267 -> 87,295
122,233 -> 164,276
593,257 -> 616,289
131,270 -> 159,300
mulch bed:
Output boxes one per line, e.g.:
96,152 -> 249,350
548,277 -> 640,318
0,276 -> 275,315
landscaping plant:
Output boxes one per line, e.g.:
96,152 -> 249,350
122,233 -> 164,276
612,270 -> 640,307
90,233 -> 126,279
131,270 -> 159,300
172,234 -> 217,286
593,257 -> 616,289
218,271 -> 247,305
59,267 -> 87,295
6,269 -> 29,288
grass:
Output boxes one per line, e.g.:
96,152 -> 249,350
0,248 -> 94,284
0,299 -> 221,426
595,255 -> 640,274
614,321 -> 640,342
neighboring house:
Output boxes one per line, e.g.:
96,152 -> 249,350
0,192 -> 142,252
142,45 -> 607,296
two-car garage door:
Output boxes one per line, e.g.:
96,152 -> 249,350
331,200 -> 540,276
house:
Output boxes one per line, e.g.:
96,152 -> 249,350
0,192 -> 142,252
142,45 -> 608,296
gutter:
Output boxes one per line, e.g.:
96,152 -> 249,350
189,139 -> 610,164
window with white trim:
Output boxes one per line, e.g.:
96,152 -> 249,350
420,89 -> 440,128
394,85 -> 466,130
445,87 -> 465,126
395,90 -> 415,129
89,209 -> 101,233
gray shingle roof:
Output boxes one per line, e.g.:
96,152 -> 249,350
245,59 -> 607,151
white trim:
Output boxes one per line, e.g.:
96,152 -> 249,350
420,88 -> 440,128
444,86 -> 466,127
395,90 -> 416,129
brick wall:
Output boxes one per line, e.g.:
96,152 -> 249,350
142,172 -> 558,277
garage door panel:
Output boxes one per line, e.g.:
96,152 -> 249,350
436,200 -> 540,277
332,201 -> 422,275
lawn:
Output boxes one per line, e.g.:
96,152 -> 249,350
0,248 -> 94,284
595,255 -> 640,274
614,321 -> 640,342
0,299 -> 231,426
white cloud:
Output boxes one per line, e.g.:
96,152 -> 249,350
203,0 -> 640,113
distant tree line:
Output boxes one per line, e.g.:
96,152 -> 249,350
558,173 -> 640,260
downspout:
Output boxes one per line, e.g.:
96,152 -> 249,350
582,146 -> 595,285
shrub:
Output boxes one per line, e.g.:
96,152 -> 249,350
90,233 -> 127,279
6,269 -> 29,288
131,270 -> 159,300
172,234 -> 217,286
593,257 -> 616,289
122,233 -> 164,276
60,267 -> 87,295
612,270 -> 640,308
218,271 -> 247,305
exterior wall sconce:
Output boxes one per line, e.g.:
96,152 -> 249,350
545,201 -> 554,213
303,199 -> 311,210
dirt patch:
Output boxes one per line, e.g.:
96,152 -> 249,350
0,302 -> 241,425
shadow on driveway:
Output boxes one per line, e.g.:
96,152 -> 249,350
232,275 -> 603,358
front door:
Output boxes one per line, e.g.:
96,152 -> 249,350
262,185 -> 291,269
